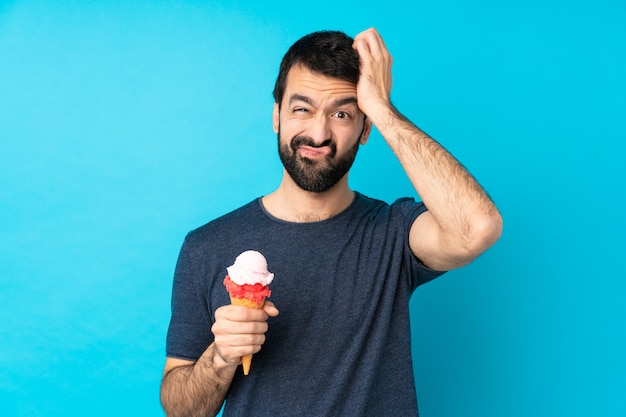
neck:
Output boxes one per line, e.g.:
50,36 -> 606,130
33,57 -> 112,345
262,171 -> 354,222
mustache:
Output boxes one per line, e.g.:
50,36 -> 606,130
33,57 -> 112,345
290,136 -> 336,154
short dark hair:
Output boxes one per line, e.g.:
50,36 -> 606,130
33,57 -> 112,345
272,30 -> 360,107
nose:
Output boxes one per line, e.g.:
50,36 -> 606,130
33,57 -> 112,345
307,115 -> 331,145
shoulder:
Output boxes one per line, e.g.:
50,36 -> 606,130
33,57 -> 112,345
353,192 -> 427,223
187,199 -> 261,238
181,199 -> 262,255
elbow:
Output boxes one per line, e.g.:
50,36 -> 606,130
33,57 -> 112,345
428,208 -> 503,271
465,209 -> 503,258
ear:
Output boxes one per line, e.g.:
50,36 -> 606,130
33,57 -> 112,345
359,118 -> 372,145
272,102 -> 279,134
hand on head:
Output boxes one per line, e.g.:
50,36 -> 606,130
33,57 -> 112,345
352,28 -> 393,118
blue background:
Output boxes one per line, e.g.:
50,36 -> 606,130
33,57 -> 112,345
1,1 -> 625,416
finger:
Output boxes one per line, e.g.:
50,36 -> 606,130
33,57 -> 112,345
215,337 -> 264,363
353,29 -> 372,53
354,27 -> 377,43
212,326 -> 267,359
354,28 -> 378,52
363,28 -> 381,53
215,331 -> 267,348
263,301 -> 280,317
352,38 -> 370,64
212,317 -> 269,337
215,304 -> 269,322
357,28 -> 391,64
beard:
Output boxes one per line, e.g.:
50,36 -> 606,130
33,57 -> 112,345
277,127 -> 362,193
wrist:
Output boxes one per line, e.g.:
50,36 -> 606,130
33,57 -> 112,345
210,344 -> 238,379
365,102 -> 399,132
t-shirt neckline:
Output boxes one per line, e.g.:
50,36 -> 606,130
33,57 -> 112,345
256,192 -> 362,226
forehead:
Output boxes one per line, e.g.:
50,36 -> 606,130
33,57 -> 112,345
283,65 -> 357,105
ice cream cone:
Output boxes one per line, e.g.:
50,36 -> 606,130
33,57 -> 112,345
224,250 -> 274,376
230,295 -> 266,375
230,296 -> 265,309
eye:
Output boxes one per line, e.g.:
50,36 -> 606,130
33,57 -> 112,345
293,107 -> 309,113
333,110 -> 351,119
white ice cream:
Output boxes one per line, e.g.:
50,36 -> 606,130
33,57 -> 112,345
227,250 -> 274,286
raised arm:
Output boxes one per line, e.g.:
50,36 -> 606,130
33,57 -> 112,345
353,28 -> 503,271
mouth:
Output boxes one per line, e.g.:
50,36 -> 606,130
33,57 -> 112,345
291,137 -> 336,160
298,145 -> 332,159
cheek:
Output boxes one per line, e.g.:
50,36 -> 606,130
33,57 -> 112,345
279,117 -> 305,139
335,125 -> 362,148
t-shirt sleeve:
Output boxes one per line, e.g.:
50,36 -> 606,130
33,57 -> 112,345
165,234 -> 214,361
391,197 -> 446,290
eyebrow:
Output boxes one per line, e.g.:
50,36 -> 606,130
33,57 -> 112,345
288,94 -> 358,109
289,94 -> 316,107
333,97 -> 358,108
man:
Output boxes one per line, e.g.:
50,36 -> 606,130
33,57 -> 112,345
161,28 -> 502,417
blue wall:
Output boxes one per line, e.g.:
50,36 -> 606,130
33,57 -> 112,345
1,1 -> 624,416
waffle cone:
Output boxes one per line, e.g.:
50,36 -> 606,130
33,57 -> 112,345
229,296 -> 266,375
230,296 -> 265,309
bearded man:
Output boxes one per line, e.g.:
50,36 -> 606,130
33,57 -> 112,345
161,28 -> 503,417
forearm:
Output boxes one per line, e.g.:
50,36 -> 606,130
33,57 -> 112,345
375,105 -> 501,250
160,343 -> 236,417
